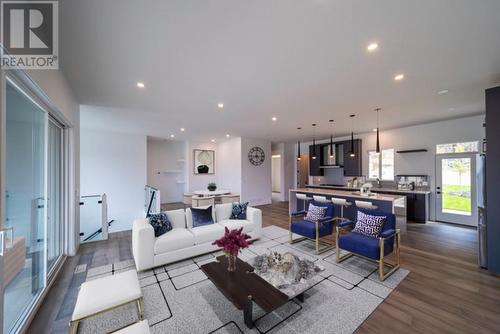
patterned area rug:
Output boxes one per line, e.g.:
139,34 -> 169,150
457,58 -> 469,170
79,226 -> 409,334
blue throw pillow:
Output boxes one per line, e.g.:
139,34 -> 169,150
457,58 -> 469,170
231,202 -> 249,220
148,212 -> 172,237
352,211 -> 386,238
191,206 -> 214,227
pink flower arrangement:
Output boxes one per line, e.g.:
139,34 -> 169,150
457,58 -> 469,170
212,227 -> 252,256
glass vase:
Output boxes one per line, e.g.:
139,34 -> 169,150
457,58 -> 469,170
227,254 -> 237,272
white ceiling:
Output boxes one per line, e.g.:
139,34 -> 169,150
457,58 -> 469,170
61,0 -> 500,142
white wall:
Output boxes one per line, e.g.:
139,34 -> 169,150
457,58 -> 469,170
217,137 -> 242,194
80,128 -> 146,232
241,138 -> 272,206
147,139 -> 186,203
187,141 -> 218,192
293,115 -> 485,220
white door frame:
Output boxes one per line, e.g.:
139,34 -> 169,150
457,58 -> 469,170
435,153 -> 477,226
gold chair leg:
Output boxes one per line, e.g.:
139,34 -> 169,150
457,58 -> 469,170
315,222 -> 320,255
69,320 -> 79,334
136,297 -> 144,320
289,216 -> 293,243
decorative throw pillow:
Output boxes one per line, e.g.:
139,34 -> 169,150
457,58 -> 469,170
191,206 -> 214,228
148,212 -> 172,237
304,203 -> 327,222
231,202 -> 249,220
352,211 -> 386,238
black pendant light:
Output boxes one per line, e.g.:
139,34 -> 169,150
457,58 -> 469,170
329,120 -> 334,158
312,124 -> 317,159
297,127 -> 302,161
349,115 -> 356,157
375,108 -> 381,153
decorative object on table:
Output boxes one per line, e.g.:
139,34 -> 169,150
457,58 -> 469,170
212,227 -> 252,272
194,149 -> 215,174
207,182 -> 217,191
147,212 -> 172,237
251,252 -> 324,296
191,206 -> 215,227
289,200 -> 335,254
336,208 -> 400,281
248,146 -> 265,166
230,202 -> 249,220
360,182 -> 374,196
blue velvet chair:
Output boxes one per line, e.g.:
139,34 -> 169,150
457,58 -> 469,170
335,208 -> 401,281
289,200 -> 336,254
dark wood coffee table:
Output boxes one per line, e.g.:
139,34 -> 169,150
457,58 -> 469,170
200,255 -> 304,329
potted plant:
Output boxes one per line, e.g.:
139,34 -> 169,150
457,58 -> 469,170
207,182 -> 217,191
212,227 -> 252,272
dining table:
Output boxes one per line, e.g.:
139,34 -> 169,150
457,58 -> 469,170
193,189 -> 231,197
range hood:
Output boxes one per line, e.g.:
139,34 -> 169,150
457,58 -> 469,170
319,144 -> 344,168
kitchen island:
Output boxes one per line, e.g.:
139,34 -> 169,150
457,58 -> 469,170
290,188 -> 407,232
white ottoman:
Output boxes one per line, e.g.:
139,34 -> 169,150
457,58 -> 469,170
113,320 -> 150,334
70,270 -> 144,334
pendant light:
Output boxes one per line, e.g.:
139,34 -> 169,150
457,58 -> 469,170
312,123 -> 317,160
329,120 -> 334,158
349,115 -> 356,157
375,108 -> 381,153
296,127 -> 302,161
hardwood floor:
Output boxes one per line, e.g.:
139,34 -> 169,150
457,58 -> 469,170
28,202 -> 500,334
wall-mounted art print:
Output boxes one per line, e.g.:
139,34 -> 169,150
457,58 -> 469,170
194,149 -> 215,174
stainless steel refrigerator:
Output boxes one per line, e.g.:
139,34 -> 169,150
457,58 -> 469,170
477,154 -> 487,268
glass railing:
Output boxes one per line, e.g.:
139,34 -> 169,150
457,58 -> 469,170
144,185 -> 160,216
79,194 -> 108,243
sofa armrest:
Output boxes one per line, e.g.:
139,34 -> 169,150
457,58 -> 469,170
246,207 -> 262,238
338,220 -> 355,229
380,229 -> 398,239
132,218 -> 155,271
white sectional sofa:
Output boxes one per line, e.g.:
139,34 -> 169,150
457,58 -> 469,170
132,203 -> 262,271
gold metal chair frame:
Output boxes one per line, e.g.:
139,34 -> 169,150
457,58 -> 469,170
69,296 -> 144,334
335,225 -> 401,281
289,215 -> 337,255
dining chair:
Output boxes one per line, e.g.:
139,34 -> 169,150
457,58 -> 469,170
220,194 -> 240,204
331,197 -> 352,221
191,195 -> 215,208
296,193 -> 312,212
183,193 -> 194,208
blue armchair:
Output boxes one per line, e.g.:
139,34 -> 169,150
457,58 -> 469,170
335,208 -> 401,281
289,201 -> 336,254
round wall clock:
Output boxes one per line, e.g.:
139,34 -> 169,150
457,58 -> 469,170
248,146 -> 265,166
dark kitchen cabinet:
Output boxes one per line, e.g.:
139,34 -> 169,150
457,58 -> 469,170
342,139 -> 362,176
309,144 -> 323,176
414,194 -> 429,222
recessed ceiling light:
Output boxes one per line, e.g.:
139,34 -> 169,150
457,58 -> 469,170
180,128 -> 185,132
217,103 -> 224,109
372,128 -> 378,132
170,134 -> 175,138
394,74 -> 404,81
367,42 -> 378,52
226,134 -> 230,138
211,139 -> 216,142
136,82 -> 145,88
438,89 -> 449,95
272,117 -> 278,121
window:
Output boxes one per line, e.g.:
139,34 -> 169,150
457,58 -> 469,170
368,149 -> 394,180
436,141 -> 478,154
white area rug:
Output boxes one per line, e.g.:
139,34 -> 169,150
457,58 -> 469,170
79,226 -> 409,334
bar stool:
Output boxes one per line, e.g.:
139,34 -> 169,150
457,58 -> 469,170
313,195 -> 330,203
355,200 -> 378,210
296,193 -> 313,212
331,197 -> 352,221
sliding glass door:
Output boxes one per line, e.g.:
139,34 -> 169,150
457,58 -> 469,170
47,118 -> 64,273
3,80 -> 47,333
